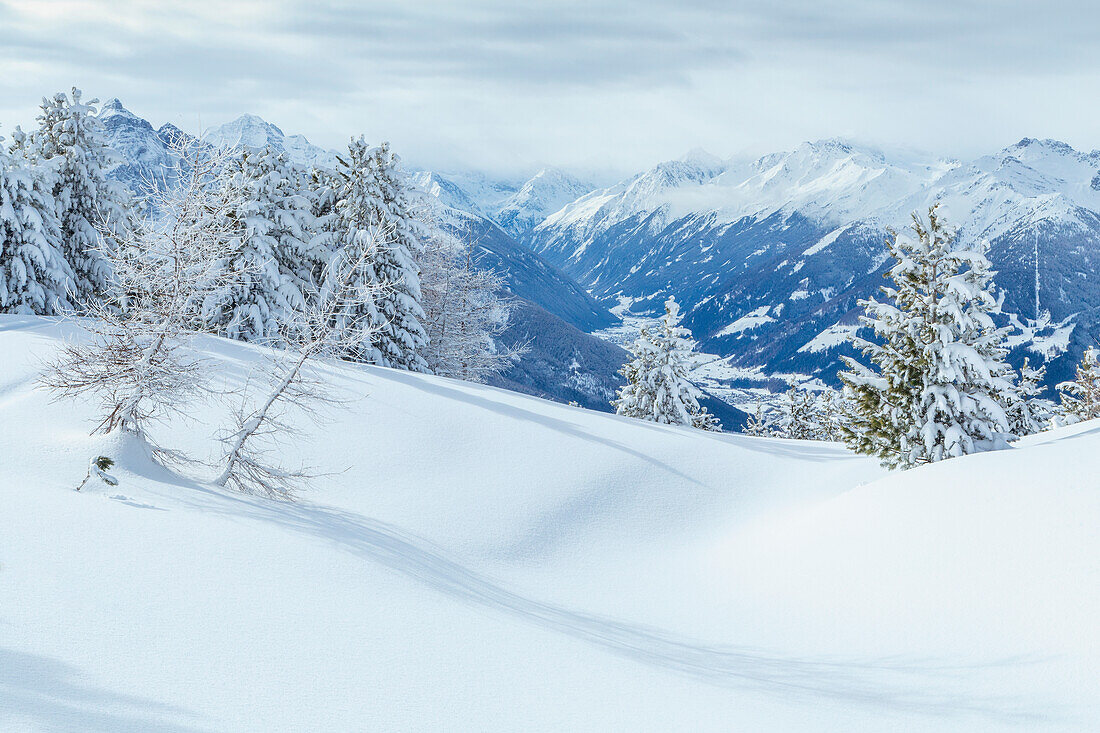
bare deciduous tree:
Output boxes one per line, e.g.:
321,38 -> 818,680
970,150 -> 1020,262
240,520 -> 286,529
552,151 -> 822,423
214,224 -> 392,499
40,139 -> 248,457
418,228 -> 525,383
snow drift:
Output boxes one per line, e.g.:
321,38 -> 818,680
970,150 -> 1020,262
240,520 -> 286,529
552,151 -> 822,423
0,315 -> 1096,731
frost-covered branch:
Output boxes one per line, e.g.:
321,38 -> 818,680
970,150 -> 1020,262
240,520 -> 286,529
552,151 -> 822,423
214,225 -> 392,499
418,228 -> 526,382
40,138 -> 250,452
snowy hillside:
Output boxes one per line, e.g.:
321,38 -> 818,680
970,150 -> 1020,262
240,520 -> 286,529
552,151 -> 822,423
526,138 -> 1100,389
2,316 -> 1097,732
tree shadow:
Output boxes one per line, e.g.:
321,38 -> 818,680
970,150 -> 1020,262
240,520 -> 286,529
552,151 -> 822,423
0,646 -> 210,732
171,482 -> 1059,725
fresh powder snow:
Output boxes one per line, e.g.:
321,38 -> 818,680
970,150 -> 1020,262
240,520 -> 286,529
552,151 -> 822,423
1,315 -> 1097,731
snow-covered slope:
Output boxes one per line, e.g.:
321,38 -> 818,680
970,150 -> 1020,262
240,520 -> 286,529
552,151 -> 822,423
2,316 -> 1097,731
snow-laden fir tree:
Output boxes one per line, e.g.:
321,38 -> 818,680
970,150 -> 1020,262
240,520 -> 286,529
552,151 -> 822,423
25,89 -> 136,309
301,166 -> 341,290
743,387 -> 842,440
613,296 -> 720,431
781,388 -> 820,440
199,147 -> 314,344
1004,357 -> 1053,436
1055,347 -> 1100,425
812,388 -> 847,441
0,129 -> 75,314
840,205 -> 1016,469
743,402 -> 772,436
323,139 -> 427,369
417,227 -> 522,382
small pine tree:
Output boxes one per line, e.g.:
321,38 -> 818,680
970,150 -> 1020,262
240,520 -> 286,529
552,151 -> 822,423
26,89 -> 136,309
749,387 -> 841,441
418,229 -> 523,382
40,141 -> 248,449
613,296 -> 720,431
782,388 -> 819,440
692,406 -> 722,432
743,402 -> 772,437
1056,348 -> 1100,424
0,130 -> 75,314
840,205 -> 1015,468
810,388 -> 846,441
1004,357 -> 1053,436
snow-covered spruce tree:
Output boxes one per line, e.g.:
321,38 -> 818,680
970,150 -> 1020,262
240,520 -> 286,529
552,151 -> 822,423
215,230 -> 390,499
840,205 -> 1016,469
198,147 -> 314,344
810,387 -> 846,441
26,88 -> 136,309
417,228 -> 523,382
40,141 -> 249,454
613,296 -> 720,431
0,130 -> 75,314
779,388 -> 819,440
1056,348 -> 1100,425
743,402 -> 773,437
747,387 -> 840,440
323,138 -> 427,369
300,166 -> 342,292
1004,357 -> 1053,436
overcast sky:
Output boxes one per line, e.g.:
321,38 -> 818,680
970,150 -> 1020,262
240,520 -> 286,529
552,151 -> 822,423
2,0 -> 1099,179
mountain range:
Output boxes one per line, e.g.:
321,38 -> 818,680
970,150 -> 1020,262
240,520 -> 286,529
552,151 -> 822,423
517,138 -> 1100,391
100,100 -> 1100,403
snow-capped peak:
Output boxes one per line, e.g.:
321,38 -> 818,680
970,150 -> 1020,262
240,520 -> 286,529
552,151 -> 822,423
494,167 -> 595,236
678,147 -> 725,169
202,114 -> 286,150
98,97 -> 137,121
201,113 -> 339,170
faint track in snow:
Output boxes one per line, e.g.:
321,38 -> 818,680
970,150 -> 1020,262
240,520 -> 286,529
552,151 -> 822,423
189,487 -> 1054,724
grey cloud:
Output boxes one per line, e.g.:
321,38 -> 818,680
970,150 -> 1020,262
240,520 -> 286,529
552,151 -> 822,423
279,1 -> 745,88
1,0 -> 1098,178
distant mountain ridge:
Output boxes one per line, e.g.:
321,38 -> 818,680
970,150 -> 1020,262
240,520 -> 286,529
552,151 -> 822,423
523,137 -> 1100,390
98,98 -> 1100,397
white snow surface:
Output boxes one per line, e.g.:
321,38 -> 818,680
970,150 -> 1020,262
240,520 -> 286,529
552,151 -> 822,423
799,322 -> 862,354
714,306 -> 776,337
1,315 -> 1098,732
